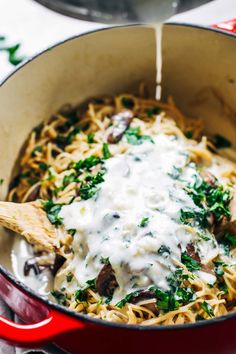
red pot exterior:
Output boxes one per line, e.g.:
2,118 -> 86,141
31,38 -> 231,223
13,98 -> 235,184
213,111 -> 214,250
1,270 -> 236,354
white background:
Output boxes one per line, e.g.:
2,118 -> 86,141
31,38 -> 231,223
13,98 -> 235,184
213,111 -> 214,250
0,0 -> 236,82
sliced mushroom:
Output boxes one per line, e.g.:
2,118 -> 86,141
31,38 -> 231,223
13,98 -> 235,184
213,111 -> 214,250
107,110 -> 134,144
131,290 -> 159,315
96,263 -> 118,297
186,243 -> 201,263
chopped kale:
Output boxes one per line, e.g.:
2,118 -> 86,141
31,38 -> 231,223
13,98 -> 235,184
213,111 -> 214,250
139,217 -> 149,228
41,200 -> 63,226
102,143 -> 111,160
181,251 -> 201,272
125,127 -> 154,145
201,301 -> 214,318
87,132 -> 95,144
212,134 -> 232,149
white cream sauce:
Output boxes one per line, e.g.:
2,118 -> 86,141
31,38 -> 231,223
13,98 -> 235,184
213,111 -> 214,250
57,133 -> 219,303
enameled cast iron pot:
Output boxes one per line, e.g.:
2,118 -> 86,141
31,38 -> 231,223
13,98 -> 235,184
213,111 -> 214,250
0,20 -> 236,354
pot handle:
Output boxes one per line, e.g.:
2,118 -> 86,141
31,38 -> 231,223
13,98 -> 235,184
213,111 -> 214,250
0,308 -> 84,347
211,18 -> 236,33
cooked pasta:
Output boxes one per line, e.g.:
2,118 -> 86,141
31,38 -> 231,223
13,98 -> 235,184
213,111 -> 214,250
9,92 -> 236,326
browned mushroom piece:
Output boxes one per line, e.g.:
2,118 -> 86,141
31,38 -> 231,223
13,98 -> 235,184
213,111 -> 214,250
107,110 -> 134,144
96,263 -> 118,297
131,290 -> 159,315
201,263 -> 214,275
186,243 -> 201,263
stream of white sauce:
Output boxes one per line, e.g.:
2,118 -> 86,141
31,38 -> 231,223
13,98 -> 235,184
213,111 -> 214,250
56,133 -> 218,303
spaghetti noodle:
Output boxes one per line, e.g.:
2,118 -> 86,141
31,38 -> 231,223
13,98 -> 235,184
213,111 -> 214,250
9,92 -> 236,326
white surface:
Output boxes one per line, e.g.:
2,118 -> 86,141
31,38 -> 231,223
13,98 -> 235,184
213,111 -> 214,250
0,0 -> 236,82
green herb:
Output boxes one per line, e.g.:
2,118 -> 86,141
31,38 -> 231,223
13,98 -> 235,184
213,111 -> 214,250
158,245 -> 171,255
168,166 -> 182,180
47,169 -> 55,182
212,134 -> 231,149
73,155 -> 102,172
220,233 -> 236,255
51,290 -> 66,305
196,314 -> 205,321
31,146 -> 42,157
125,127 -> 154,145
185,131 -> 193,139
66,272 -> 74,282
121,97 -> 134,109
201,301 -> 214,318
149,285 -> 195,311
68,229 -> 76,236
180,209 -> 207,227
41,200 -> 63,226
102,143 -> 111,160
218,281 -> 228,294
181,251 -> 201,272
0,178 -> 4,185
27,178 -> 37,186
145,107 -> 161,117
100,256 -> 109,264
0,37 -> 26,66
187,175 -> 231,225
74,278 -> 96,302
87,132 -> 95,143
116,291 -> 140,308
197,232 -> 211,241
55,127 -> 80,148
62,173 -> 77,189
80,171 -> 105,200
39,162 -> 48,171
139,217 -> 149,227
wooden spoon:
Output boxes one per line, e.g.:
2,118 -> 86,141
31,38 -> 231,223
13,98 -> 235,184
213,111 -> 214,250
0,200 -> 70,257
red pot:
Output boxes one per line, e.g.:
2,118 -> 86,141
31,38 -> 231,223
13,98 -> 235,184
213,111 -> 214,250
0,20 -> 236,354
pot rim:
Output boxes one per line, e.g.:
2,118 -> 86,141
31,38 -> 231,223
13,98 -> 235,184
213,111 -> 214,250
1,22 -> 236,332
